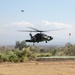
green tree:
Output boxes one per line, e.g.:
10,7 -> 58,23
52,49 -> 57,56
15,40 -> 27,50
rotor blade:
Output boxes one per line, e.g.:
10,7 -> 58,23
18,30 -> 38,32
27,27 -> 47,32
41,28 -> 66,32
18,28 -> 65,32
27,27 -> 40,31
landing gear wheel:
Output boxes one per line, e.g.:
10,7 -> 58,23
46,41 -> 47,43
33,43 -> 35,45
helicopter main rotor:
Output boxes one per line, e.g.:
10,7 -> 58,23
18,27 -> 65,45
18,27 -> 65,33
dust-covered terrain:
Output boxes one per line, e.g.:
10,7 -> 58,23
0,61 -> 75,75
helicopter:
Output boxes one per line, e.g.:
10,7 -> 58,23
18,27 -> 64,45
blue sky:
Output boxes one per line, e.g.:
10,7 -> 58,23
0,0 -> 75,45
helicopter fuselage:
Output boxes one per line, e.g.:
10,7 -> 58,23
26,33 -> 53,43
18,27 -> 64,44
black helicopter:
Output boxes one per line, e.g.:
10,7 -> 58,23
19,27 -> 64,44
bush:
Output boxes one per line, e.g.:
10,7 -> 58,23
0,53 -> 8,62
22,47 -> 36,60
37,53 -> 52,57
6,51 -> 18,62
14,50 -> 26,62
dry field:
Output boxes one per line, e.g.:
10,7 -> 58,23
0,61 -> 75,75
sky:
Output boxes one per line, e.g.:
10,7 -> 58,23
0,0 -> 75,46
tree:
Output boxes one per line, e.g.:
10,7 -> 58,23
52,49 -> 57,56
65,42 -> 73,48
15,40 -> 27,50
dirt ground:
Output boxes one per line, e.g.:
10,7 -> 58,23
0,61 -> 75,75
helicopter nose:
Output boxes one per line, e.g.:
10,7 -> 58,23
48,36 -> 53,41
50,36 -> 53,40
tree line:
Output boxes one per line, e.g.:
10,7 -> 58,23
0,41 -> 75,63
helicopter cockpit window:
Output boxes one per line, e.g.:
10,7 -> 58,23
43,34 -> 47,38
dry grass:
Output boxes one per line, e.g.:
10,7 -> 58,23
0,61 -> 75,75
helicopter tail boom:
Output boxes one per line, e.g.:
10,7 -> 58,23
25,40 -> 36,42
